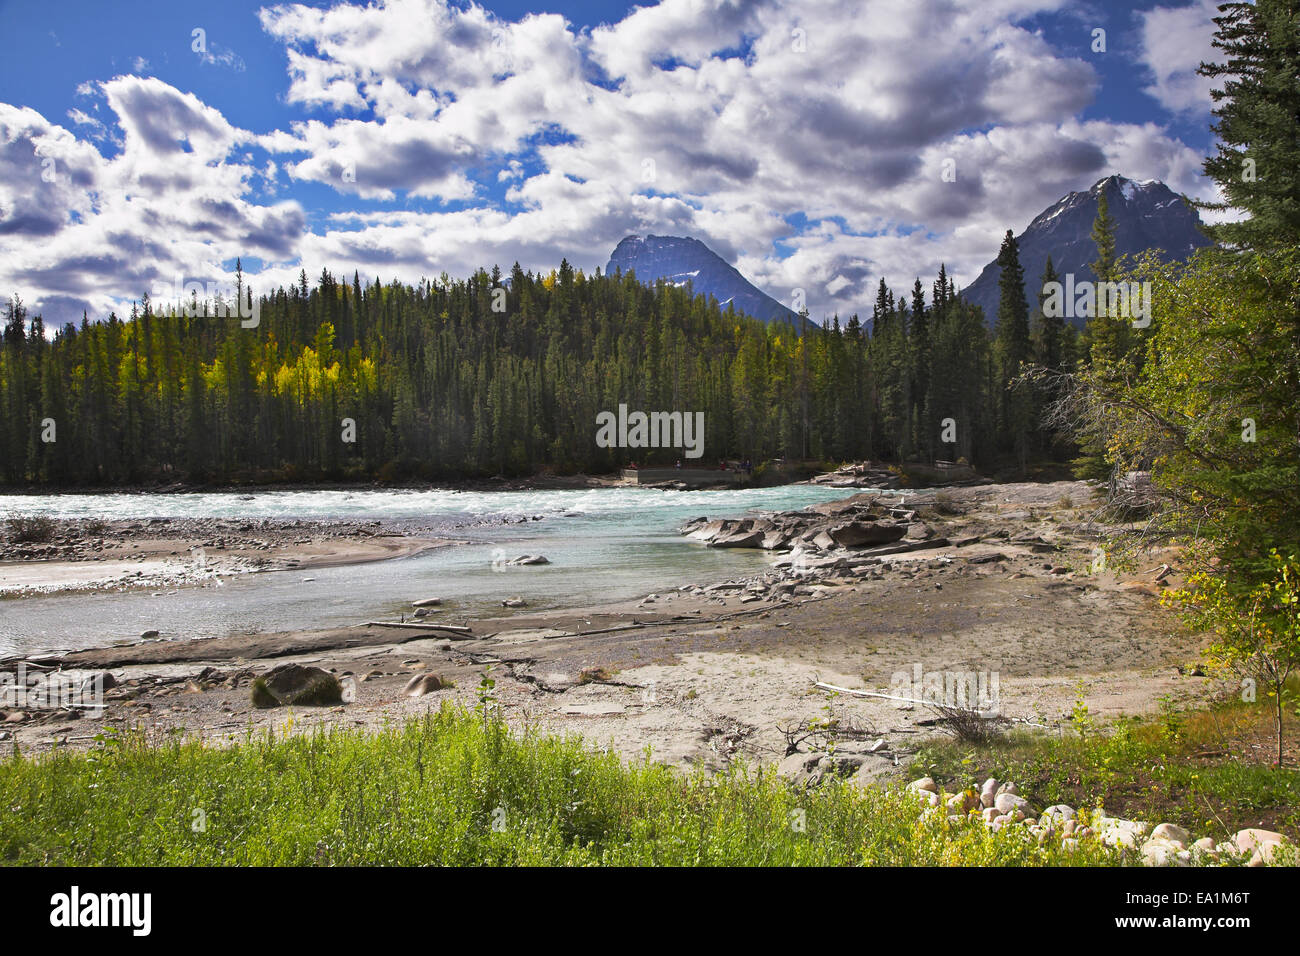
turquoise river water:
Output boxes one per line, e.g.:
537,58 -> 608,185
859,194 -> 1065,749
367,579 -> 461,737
0,485 -> 874,657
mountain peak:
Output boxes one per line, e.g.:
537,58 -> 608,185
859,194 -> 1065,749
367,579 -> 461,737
1089,174 -> 1168,203
963,175 -> 1209,327
606,234 -> 796,323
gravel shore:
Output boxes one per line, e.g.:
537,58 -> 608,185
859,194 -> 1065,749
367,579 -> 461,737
0,479 -> 1215,778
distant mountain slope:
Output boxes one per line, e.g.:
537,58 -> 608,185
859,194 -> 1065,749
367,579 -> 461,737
961,175 -> 1212,327
606,234 -> 797,323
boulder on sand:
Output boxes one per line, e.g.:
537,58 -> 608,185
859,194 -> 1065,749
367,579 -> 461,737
251,664 -> 343,708
404,673 -> 448,697
81,671 -> 117,692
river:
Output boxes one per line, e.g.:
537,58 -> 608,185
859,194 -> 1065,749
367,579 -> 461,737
0,485 -> 868,657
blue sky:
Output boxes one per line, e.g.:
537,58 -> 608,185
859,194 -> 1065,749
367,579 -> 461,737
0,0 -> 1228,323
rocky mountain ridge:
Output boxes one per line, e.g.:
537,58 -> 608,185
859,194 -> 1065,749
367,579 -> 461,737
606,234 -> 797,323
961,175 -> 1212,326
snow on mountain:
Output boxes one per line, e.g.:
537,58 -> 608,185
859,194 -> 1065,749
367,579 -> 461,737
961,175 -> 1212,328
605,235 -> 797,323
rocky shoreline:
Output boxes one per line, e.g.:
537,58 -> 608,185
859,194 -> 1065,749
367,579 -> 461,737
670,485 -> 1101,610
0,516 -> 462,597
3,478 -> 1265,857
1,516 -> 393,562
683,491 -> 931,551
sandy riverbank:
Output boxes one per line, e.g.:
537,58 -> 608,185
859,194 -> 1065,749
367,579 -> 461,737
0,517 -> 461,597
0,480 -> 1219,782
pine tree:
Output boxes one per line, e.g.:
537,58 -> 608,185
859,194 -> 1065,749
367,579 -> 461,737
1198,0 -> 1300,250
1032,256 -> 1064,371
909,278 -> 931,460
1073,186 -> 1131,479
1083,183 -> 1133,368
994,230 -> 1032,472
1090,186 -> 1116,281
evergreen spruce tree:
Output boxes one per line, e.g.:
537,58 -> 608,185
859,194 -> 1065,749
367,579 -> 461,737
994,230 -> 1031,473
1032,256 -> 1064,371
1198,0 -> 1300,250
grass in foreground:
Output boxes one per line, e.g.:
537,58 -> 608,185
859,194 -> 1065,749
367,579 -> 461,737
0,705 -> 1122,866
911,693 -> 1300,842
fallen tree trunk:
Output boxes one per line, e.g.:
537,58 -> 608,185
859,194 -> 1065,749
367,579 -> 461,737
362,622 -> 473,636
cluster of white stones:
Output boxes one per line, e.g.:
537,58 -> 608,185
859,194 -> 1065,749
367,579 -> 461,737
907,776 -> 1295,866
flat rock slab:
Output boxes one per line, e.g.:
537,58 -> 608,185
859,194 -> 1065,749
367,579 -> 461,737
27,626 -> 461,669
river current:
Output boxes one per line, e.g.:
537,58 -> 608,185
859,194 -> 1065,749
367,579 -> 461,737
0,485 -> 869,657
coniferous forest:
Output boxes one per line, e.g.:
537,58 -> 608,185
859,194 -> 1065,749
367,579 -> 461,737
0,250 -> 1081,486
